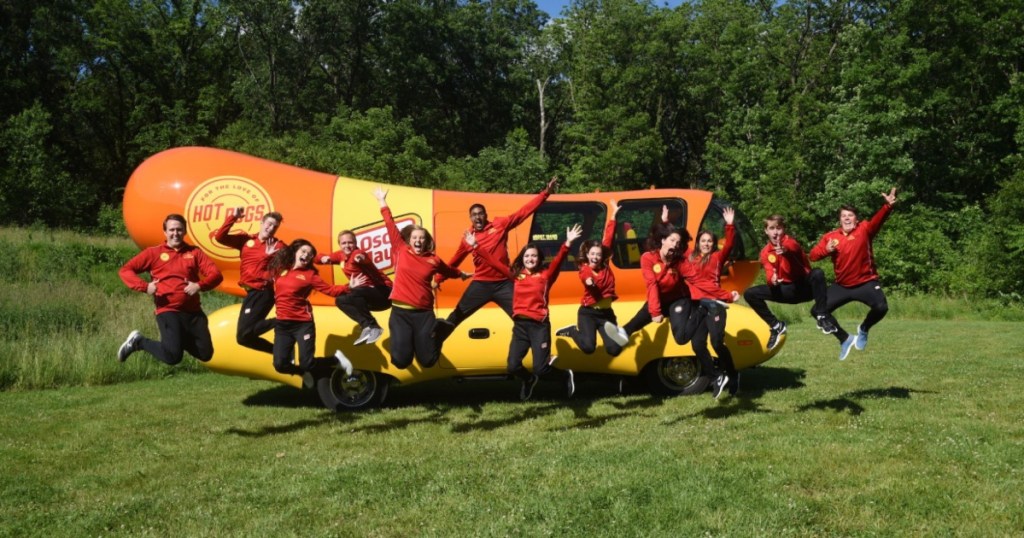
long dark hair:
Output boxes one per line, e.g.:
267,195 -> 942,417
689,230 -> 718,265
645,222 -> 690,264
269,238 -> 318,276
511,243 -> 543,274
577,240 -> 611,271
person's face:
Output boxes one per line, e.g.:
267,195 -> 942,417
470,206 -> 488,232
660,232 -> 681,259
765,221 -> 784,244
294,245 -> 314,268
164,220 -> 186,249
338,233 -> 357,255
259,217 -> 280,240
839,209 -> 858,233
586,245 -> 604,267
698,233 -> 715,255
409,229 -> 428,254
522,247 -> 540,271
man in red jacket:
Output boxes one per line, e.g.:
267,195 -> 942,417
117,214 -> 224,365
810,188 -> 898,361
433,177 -> 558,343
212,207 -> 285,354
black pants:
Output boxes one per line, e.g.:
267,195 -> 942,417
622,297 -> 698,345
690,301 -> 736,379
508,317 -> 554,380
444,280 -> 514,326
140,311 -> 214,365
566,306 -> 623,356
826,280 -> 889,342
388,307 -> 439,369
743,268 -> 829,328
335,285 -> 391,329
272,320 -> 319,375
237,288 -> 276,354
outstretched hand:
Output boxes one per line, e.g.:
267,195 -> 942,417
611,200 -> 621,219
348,273 -> 368,288
723,207 -> 735,225
372,186 -> 388,206
566,223 -> 583,245
882,187 -> 898,206
463,230 -> 477,248
546,176 -> 559,193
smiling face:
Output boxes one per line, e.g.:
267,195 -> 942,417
522,247 -> 541,271
259,216 -> 281,241
698,232 -> 715,255
163,218 -> 186,249
469,205 -> 489,232
409,229 -> 428,254
765,220 -> 784,245
586,245 -> 604,267
293,244 -> 314,269
338,232 -> 357,255
839,209 -> 858,234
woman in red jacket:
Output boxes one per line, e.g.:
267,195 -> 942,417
555,201 -> 629,356
685,207 -> 741,399
268,239 -> 365,380
468,224 -> 583,401
373,187 -> 466,370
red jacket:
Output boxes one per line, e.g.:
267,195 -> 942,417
476,242 -> 570,322
211,214 -> 286,290
273,267 -> 350,322
119,244 -> 223,314
640,251 -> 694,318
319,248 -> 393,289
759,234 -> 812,285
579,218 -> 618,307
441,188 -> 551,283
810,203 -> 894,287
382,207 -> 462,309
685,224 -> 735,301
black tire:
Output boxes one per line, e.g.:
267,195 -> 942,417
316,368 -> 389,411
642,356 -> 710,396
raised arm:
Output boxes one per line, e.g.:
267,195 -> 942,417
463,230 -> 513,279
504,177 -> 559,229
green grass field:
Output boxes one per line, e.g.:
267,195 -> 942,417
3,320 -> 1023,536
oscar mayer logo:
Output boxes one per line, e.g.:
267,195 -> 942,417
350,213 -> 421,275
185,176 -> 275,261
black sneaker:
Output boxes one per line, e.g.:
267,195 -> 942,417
566,369 -> 575,398
816,314 -> 839,335
767,321 -> 787,351
433,318 -> 455,343
712,374 -> 729,399
520,374 -> 539,401
728,373 -> 740,396
555,325 -> 575,338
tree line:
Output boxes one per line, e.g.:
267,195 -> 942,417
2,0 -> 1022,298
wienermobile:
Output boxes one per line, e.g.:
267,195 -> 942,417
124,147 -> 783,410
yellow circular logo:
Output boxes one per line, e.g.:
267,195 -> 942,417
185,176 -> 275,261
246,239 -> 255,248
767,254 -> 777,264
653,263 -> 662,274
159,253 -> 170,262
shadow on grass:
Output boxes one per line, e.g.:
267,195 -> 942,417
796,386 -> 933,416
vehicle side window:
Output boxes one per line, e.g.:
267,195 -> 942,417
699,198 -> 757,262
527,202 -> 607,271
612,199 -> 687,269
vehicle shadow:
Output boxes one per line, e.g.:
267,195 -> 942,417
795,386 -> 933,416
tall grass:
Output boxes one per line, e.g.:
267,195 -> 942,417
0,227 -> 236,390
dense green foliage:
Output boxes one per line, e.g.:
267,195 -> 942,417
2,0 -> 1022,296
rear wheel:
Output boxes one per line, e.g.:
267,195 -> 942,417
642,356 -> 710,396
316,369 -> 389,411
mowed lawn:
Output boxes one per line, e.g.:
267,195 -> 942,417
2,319 -> 1022,537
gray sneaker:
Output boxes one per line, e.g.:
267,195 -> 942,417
855,325 -> 868,350
363,326 -> 384,345
603,321 -> 629,346
839,334 -> 856,361
520,374 -> 539,401
117,330 -> 141,362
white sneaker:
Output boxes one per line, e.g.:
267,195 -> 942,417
334,350 -> 353,376
566,369 -> 575,398
117,330 -> 141,362
603,321 -> 629,346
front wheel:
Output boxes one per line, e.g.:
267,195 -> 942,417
642,356 -> 710,396
316,369 -> 390,411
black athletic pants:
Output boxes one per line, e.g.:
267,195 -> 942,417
690,301 -> 736,379
336,285 -> 391,329
565,306 -> 623,356
826,279 -> 889,342
388,307 -> 439,369
140,310 -> 214,365
742,268 -> 829,328
236,287 -> 276,354
272,319 -> 318,375
507,317 -> 554,380
622,297 -> 699,346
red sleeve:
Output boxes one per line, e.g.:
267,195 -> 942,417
435,257 -> 466,281
195,250 -> 224,291
640,253 -> 664,318
602,219 -> 616,249
317,250 -> 345,265
470,244 -> 514,280
809,233 -> 833,261
438,237 -> 472,284
865,202 -> 895,239
759,244 -> 777,285
211,213 -> 247,250
579,265 -> 596,286
381,207 -> 406,250
503,188 -> 552,230
119,249 -> 154,293
310,272 -> 350,297
717,224 -> 735,271
544,244 -> 570,287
